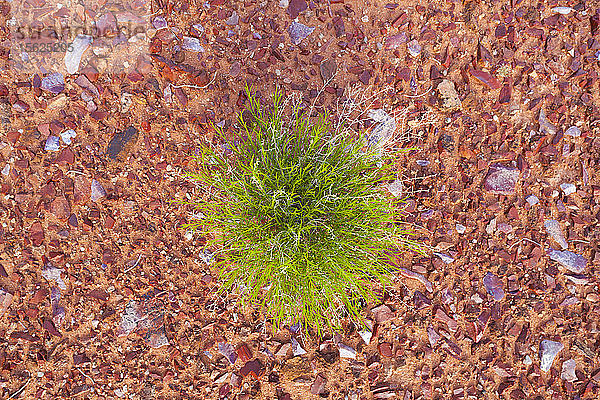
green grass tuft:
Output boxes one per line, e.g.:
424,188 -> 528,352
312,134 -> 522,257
184,88 -> 423,335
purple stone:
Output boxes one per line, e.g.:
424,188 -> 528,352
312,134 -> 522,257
41,73 -> 65,94
45,136 -> 60,151
288,0 -> 308,19
218,342 -> 237,364
540,340 -> 563,372
483,272 -> 505,301
483,164 -> 519,195
407,39 -> 422,57
190,23 -> 204,37
153,16 -> 168,29
182,36 -> 204,52
288,21 -> 315,45
548,248 -> 587,273
91,179 -> 106,202
544,220 -> 567,249
385,32 -> 407,49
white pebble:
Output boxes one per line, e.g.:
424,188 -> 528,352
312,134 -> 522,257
560,183 -> 576,196
525,194 -> 539,205
565,126 -> 581,137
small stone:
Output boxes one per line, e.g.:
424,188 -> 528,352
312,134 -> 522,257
239,359 -> 263,378
561,359 -> 577,382
319,59 -> 337,83
229,61 -> 241,77
384,32 -> 407,49
182,36 -> 204,52
288,21 -> 314,45
91,179 -> 106,202
483,164 -> 519,195
560,183 -> 576,195
371,304 -> 394,323
310,374 -> 327,395
483,272 -> 505,301
218,342 -> 238,364
190,23 -> 204,37
153,16 -> 168,29
65,34 -> 93,74
337,343 -> 356,359
12,100 -> 29,112
525,194 -> 539,205
427,325 -> 441,347
437,80 -> 461,110
377,342 -> 393,357
287,0 -> 308,19
434,252 -> 454,264
106,126 -> 138,160
565,126 -> 581,137
50,196 -> 71,219
540,340 -> 563,372
552,6 -> 573,14
455,224 -> 466,234
41,264 -> 67,290
0,289 -> 14,317
226,11 -> 239,26
1,164 -> 9,176
544,220 -> 567,249
548,249 -> 587,273
96,12 -> 117,36
60,129 -> 77,145
359,70 -> 372,85
365,109 -> 396,156
539,108 -> 556,135
407,39 -> 422,57
45,136 -> 60,151
386,179 -> 403,197
41,73 -> 65,94
358,322 -> 373,345
290,337 -> 307,356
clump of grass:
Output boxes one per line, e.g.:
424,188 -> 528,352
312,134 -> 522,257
185,88 -> 422,335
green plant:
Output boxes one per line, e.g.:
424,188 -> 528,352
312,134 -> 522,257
184,88 -> 423,335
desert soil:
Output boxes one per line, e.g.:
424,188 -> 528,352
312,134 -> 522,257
0,0 -> 599,399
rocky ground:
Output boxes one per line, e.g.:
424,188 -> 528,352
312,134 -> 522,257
0,0 -> 599,399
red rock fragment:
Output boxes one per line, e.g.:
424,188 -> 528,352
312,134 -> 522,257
50,196 -> 70,219
7,131 -> 21,145
55,148 -> 75,164
87,289 -> 109,301
378,342 -> 393,357
498,83 -> 511,104
310,374 -> 327,395
74,176 -> 91,204
287,0 -> 307,19
468,69 -> 501,89
239,359 -> 263,378
31,287 -> 49,304
434,307 -> 458,332
10,331 -> 38,342
359,70 -> 372,85
30,222 -> 44,246
236,343 -> 252,363
43,318 -> 62,337
0,289 -> 13,316
495,23 -> 507,38
371,304 -> 394,323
